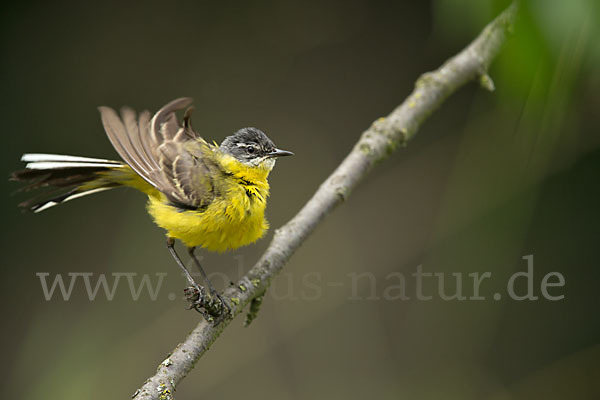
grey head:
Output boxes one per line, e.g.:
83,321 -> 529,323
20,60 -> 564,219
220,127 -> 293,167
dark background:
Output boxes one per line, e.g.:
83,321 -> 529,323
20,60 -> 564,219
2,0 -> 599,399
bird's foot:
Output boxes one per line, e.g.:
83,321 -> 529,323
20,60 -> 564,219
184,285 -> 231,325
184,284 -> 213,322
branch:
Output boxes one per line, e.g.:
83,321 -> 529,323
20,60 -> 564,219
133,2 -> 519,399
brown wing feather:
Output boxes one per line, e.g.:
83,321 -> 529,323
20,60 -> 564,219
121,107 -> 155,174
138,110 -> 160,171
99,106 -> 156,186
98,97 -> 214,208
173,151 -> 214,208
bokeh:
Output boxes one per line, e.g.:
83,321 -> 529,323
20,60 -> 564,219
1,0 -> 599,399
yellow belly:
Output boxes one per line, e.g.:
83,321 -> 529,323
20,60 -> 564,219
146,189 -> 269,252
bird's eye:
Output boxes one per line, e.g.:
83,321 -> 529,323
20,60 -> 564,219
246,146 -> 255,154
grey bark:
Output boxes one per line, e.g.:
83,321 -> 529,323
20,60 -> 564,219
133,2 -> 519,399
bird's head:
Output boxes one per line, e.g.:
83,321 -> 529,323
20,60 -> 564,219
219,127 -> 293,172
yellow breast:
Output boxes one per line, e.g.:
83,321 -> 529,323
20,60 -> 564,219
146,154 -> 272,252
147,189 -> 267,251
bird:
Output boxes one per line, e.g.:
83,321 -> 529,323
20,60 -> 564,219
11,97 -> 293,321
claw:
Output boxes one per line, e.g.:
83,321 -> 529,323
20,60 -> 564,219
183,285 -> 230,325
184,284 -> 204,304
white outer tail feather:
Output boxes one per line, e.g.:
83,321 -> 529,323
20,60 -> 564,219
33,187 -> 112,213
26,161 -> 124,169
21,153 -> 124,171
18,153 -> 123,213
21,153 -> 121,163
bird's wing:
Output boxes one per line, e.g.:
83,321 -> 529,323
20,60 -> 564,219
99,97 -> 216,209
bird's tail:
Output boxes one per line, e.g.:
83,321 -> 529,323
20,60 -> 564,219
10,153 -> 131,213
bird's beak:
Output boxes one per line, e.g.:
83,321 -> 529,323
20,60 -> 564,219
267,148 -> 294,158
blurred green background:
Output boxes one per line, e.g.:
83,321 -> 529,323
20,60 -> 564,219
2,0 -> 599,398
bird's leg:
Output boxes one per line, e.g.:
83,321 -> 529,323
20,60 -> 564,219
186,246 -> 218,297
188,246 -> 231,320
166,238 -> 213,322
167,238 -> 201,288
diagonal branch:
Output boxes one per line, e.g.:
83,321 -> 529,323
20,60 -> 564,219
133,2 -> 519,399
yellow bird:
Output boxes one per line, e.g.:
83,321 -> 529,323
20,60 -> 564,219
11,97 -> 293,321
